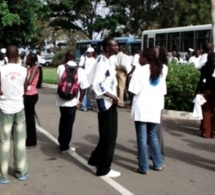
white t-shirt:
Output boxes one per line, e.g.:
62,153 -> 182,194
129,64 -> 168,123
116,51 -> 128,70
0,63 -> 27,114
195,53 -> 207,70
132,53 -> 141,67
56,61 -> 90,107
79,56 -> 96,79
90,55 -> 117,112
188,56 -> 200,67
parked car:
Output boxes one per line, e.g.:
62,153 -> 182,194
42,55 -> 53,66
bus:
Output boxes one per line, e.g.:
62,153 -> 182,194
75,37 -> 141,62
141,24 -> 212,53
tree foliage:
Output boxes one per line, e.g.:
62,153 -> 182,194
0,0 -> 44,47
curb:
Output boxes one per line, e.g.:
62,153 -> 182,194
42,83 -> 200,121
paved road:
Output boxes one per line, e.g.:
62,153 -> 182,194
1,87 -> 215,195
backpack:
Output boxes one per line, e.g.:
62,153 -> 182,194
57,64 -> 79,100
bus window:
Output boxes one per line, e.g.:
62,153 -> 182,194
167,33 -> 180,52
180,31 -> 194,52
155,34 -> 167,48
148,38 -> 154,48
143,35 -> 148,49
195,30 -> 211,49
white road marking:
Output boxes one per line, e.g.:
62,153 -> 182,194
36,125 -> 134,195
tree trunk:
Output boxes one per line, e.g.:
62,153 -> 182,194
211,0 -> 215,45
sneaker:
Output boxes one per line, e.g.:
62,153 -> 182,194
17,174 -> 28,181
0,179 -> 9,184
61,147 -> 76,154
102,169 -> 121,178
81,108 -> 87,112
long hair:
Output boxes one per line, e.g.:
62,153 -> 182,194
159,46 -> 168,65
141,48 -> 163,85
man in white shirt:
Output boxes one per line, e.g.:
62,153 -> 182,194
116,46 -> 128,108
56,50 -> 89,154
195,43 -> 214,70
0,45 -> 28,184
188,49 -> 201,67
88,38 -> 121,178
79,47 -> 96,111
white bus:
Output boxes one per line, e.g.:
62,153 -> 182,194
141,24 -> 212,53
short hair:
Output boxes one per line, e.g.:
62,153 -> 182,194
65,50 -> 75,62
102,37 -> 114,52
6,45 -> 18,59
27,52 -> 38,64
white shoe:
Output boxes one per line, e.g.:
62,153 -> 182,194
103,169 -> 121,178
61,147 -> 76,154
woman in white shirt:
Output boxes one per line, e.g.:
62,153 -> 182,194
129,48 -> 167,174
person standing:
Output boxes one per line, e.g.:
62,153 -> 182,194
116,46 -> 128,108
0,45 -> 28,184
129,48 -> 167,174
79,47 -> 96,111
195,43 -> 214,70
88,38 -> 120,177
24,53 -> 39,148
188,49 -> 201,67
36,50 -> 45,88
56,50 -> 89,154
195,52 -> 215,138
153,45 -> 169,157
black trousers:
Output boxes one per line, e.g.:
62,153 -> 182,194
24,94 -> 39,146
58,106 -> 77,151
88,104 -> 118,176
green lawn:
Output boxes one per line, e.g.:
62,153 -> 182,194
43,67 -> 57,84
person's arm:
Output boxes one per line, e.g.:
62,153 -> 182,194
103,92 -> 119,104
77,68 -> 90,107
195,54 -> 207,70
127,66 -> 136,76
77,88 -> 87,108
27,66 -> 39,85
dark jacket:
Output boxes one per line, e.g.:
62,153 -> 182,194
196,64 -> 215,94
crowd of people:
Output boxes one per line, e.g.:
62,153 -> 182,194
1,38 -> 214,185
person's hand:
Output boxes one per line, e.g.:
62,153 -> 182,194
112,96 -> 119,104
77,101 -> 81,108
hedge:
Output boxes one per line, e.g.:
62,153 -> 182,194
165,62 -> 200,112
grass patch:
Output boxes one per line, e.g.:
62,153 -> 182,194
43,67 -> 57,84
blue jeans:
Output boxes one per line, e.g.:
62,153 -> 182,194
81,88 -> 92,109
135,121 -> 163,172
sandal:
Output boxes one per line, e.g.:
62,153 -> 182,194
155,165 -> 166,171
133,168 -> 149,175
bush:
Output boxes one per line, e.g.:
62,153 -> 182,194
165,62 -> 200,112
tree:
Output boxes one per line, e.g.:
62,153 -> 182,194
45,0 -> 129,39
0,0 -> 44,47
108,0 -> 211,36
